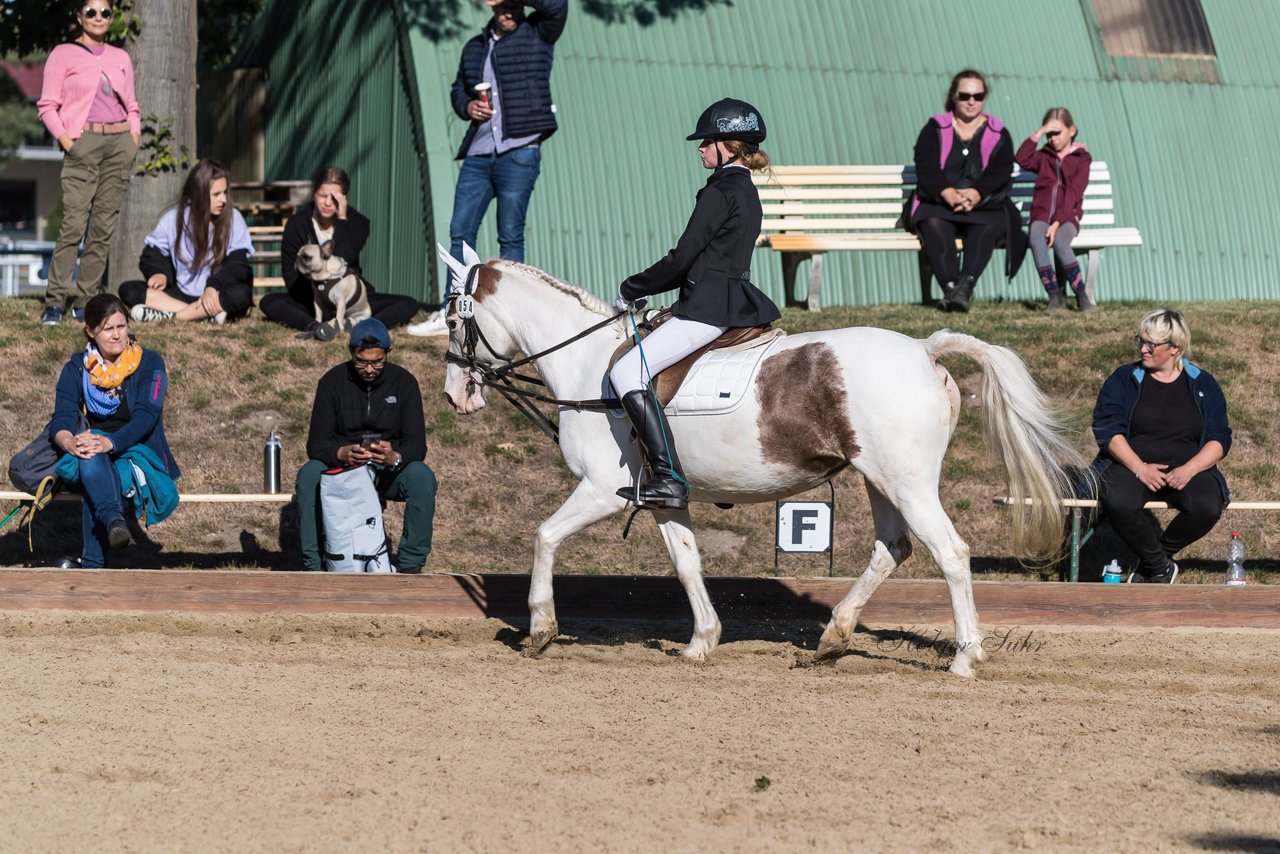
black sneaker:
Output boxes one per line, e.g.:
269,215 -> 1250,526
107,519 -> 131,552
1147,560 -> 1179,584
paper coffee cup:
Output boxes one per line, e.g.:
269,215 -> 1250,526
474,82 -> 491,107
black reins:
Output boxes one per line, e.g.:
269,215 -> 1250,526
442,266 -> 625,444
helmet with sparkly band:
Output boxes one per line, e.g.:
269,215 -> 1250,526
686,98 -> 767,146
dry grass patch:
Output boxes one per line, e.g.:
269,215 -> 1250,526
0,294 -> 1276,582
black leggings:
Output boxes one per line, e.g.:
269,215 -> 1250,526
916,217 -> 999,288
258,290 -> 421,331
1099,463 -> 1225,575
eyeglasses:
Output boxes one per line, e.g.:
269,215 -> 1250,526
82,7 -> 114,19
955,92 -> 986,103
1045,131 -> 1061,139
1134,336 -> 1171,351
353,357 -> 387,370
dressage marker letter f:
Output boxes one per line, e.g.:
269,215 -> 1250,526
792,509 -> 819,545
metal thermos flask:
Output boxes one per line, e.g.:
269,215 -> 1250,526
263,431 -> 282,494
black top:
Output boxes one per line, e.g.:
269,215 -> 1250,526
944,129 -> 986,191
305,361 -> 427,469
913,118 -> 1014,206
619,167 -> 780,328
281,203 -> 373,305
87,395 -> 131,434
1128,372 -> 1203,468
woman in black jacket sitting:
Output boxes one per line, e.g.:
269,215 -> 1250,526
907,69 -> 1027,313
259,167 -> 419,339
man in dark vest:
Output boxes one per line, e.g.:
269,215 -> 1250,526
409,0 -> 569,337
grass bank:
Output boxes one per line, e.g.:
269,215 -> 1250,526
1,293 -> 1275,583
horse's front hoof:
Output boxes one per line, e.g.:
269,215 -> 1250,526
527,627 -> 558,656
681,645 -> 709,661
814,625 -> 850,661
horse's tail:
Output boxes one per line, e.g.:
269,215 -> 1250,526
925,329 -> 1091,560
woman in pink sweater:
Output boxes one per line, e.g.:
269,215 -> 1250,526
37,1 -> 140,327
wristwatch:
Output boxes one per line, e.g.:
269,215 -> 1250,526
393,452 -> 403,469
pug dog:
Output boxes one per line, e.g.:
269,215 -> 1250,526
294,241 -> 372,340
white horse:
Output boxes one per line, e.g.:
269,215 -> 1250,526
438,247 -> 1085,677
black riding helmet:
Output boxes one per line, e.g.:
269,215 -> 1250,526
686,98 -> 767,145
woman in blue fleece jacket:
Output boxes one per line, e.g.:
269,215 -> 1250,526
49,293 -> 180,568
1091,308 -> 1230,583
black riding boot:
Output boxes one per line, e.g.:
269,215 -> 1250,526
617,388 -> 688,510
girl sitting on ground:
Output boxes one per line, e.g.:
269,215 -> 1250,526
1015,108 -> 1093,312
119,158 -> 254,324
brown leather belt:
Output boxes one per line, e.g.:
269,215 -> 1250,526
86,121 -> 130,134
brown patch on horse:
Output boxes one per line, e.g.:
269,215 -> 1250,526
469,262 -> 502,301
756,343 -> 860,476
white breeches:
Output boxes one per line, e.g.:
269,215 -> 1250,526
609,315 -> 727,396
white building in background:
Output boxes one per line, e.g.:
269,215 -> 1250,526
1,60 -> 60,295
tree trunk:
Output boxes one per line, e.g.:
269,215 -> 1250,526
109,0 -> 197,289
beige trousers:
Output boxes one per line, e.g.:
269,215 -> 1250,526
46,130 -> 138,310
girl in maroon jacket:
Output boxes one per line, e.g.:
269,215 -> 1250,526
1016,108 -> 1093,312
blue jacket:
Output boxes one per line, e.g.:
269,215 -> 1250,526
49,347 -> 180,481
451,0 -> 568,159
57,444 -> 180,525
1090,360 -> 1231,500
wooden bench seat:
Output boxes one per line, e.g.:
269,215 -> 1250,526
755,163 -> 1143,310
993,497 -> 1279,582
248,226 -> 285,290
0,490 -> 292,504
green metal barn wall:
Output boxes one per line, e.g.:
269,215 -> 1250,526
245,0 -> 1280,305
243,0 -> 431,299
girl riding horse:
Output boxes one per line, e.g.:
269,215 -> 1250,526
609,98 -> 781,511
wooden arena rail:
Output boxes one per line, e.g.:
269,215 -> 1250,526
992,497 -> 1280,582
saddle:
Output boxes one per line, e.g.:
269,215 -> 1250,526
610,308 -> 780,407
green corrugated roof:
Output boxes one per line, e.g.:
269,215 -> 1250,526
238,0 -> 1280,305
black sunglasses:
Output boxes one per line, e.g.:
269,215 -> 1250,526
955,92 -> 986,103
1045,130 -> 1061,139
83,7 -> 114,19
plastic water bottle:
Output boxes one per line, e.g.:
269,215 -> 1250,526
1102,559 -> 1124,584
1226,532 -> 1246,586
263,431 -> 282,494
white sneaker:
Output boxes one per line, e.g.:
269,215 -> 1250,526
406,312 -> 449,337
130,304 -> 174,323
210,311 -> 228,325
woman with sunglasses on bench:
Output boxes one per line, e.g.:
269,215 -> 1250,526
905,69 -> 1026,313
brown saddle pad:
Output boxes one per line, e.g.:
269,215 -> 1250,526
610,308 -> 776,407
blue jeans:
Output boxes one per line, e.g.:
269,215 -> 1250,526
78,453 -> 125,568
446,147 -> 542,301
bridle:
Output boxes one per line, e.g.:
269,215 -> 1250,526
442,266 -> 624,444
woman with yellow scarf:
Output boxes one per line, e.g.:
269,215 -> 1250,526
49,293 -> 180,568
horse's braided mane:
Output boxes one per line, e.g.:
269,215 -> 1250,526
498,261 -> 614,319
